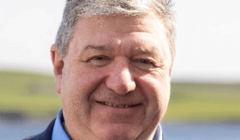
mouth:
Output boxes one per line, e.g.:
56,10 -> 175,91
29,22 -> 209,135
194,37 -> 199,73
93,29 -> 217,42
96,101 -> 141,108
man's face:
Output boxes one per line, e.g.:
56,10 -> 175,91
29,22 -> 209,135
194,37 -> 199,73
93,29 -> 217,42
52,12 -> 172,140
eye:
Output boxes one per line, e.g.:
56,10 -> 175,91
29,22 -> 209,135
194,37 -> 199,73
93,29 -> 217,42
87,55 -> 111,67
132,58 -> 157,71
91,56 -> 106,61
137,59 -> 153,65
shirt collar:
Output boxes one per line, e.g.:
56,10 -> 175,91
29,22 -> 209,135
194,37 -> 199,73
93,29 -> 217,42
52,109 -> 162,140
153,124 -> 163,140
52,110 -> 70,140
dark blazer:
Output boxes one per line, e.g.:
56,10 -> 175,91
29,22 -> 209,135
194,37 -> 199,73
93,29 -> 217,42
23,119 -> 56,140
23,119 -> 165,140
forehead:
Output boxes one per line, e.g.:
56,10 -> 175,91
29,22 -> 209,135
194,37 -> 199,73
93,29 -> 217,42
74,12 -> 165,37
68,12 -> 170,61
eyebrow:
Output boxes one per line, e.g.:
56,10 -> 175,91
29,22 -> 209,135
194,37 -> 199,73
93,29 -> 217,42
83,45 -> 110,51
134,45 -> 160,56
82,44 -> 162,58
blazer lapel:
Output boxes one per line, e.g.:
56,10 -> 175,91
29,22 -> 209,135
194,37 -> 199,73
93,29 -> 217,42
23,119 -> 56,140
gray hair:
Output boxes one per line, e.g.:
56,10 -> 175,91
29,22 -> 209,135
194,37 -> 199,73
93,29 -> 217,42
55,0 -> 176,59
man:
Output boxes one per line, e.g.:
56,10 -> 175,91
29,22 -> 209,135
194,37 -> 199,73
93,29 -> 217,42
24,0 -> 175,139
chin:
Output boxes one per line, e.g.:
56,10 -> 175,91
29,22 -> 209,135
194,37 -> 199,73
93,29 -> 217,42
95,123 -> 142,140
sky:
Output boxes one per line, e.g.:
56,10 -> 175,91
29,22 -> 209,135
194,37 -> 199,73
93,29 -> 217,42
0,0 -> 240,82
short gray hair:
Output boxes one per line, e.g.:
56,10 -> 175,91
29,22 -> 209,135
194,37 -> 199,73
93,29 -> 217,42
55,0 -> 176,59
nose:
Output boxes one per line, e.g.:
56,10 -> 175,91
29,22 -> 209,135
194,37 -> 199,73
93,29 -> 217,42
105,59 -> 136,95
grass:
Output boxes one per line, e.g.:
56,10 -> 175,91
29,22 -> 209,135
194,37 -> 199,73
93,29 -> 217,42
164,83 -> 240,122
1,70 -> 240,122
0,71 -> 61,118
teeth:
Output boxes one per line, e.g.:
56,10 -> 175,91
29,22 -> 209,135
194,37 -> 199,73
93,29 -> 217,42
124,105 -> 129,108
118,105 -> 124,108
105,102 -> 112,106
99,102 -> 135,108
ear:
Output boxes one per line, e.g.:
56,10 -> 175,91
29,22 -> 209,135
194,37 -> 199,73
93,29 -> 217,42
51,44 -> 64,94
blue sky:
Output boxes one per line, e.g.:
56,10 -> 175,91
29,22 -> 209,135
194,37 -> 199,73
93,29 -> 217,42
0,0 -> 239,82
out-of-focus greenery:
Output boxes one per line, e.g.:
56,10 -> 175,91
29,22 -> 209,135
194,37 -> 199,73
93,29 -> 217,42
165,82 -> 240,122
0,71 -> 61,119
0,71 -> 240,122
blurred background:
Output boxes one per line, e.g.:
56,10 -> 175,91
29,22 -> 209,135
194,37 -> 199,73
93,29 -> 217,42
0,0 -> 240,140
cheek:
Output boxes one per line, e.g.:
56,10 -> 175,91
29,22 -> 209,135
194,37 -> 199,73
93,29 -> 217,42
60,68 -> 106,124
138,74 -> 171,118
61,65 -> 103,93
60,66 -> 109,110
60,67 -> 92,107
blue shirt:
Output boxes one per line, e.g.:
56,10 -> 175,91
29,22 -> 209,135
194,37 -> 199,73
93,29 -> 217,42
52,110 -> 162,140
52,110 -> 70,140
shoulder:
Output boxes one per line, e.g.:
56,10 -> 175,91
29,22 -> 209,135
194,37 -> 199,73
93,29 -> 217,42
23,119 -> 56,140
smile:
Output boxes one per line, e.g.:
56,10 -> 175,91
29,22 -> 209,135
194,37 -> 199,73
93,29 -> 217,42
97,101 -> 140,108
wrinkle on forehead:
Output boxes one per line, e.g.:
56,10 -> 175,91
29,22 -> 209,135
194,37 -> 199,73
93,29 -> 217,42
68,12 -> 171,63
